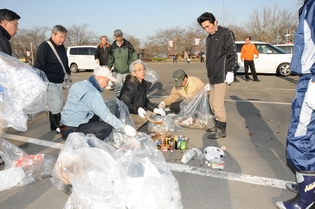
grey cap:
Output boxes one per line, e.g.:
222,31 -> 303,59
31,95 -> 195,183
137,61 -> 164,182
114,29 -> 123,37
173,69 -> 186,87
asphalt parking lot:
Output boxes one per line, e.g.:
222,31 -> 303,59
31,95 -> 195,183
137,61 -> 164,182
0,61 -> 299,209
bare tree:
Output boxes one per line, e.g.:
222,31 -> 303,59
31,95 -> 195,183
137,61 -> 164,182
65,23 -> 98,46
245,4 -> 298,43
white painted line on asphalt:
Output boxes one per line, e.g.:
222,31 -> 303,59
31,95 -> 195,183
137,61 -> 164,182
225,99 -> 292,105
167,162 -> 292,189
2,133 -> 293,190
2,133 -> 64,150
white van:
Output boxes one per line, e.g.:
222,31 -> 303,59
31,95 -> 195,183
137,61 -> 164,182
235,41 -> 292,76
67,45 -> 98,73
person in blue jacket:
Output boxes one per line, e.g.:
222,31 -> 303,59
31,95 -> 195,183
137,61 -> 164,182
59,66 -> 136,140
275,0 -> 315,208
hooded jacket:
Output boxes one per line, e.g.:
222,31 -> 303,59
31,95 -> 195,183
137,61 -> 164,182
119,75 -> 156,114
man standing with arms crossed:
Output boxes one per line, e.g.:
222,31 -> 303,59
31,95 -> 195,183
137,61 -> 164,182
241,36 -> 260,82
107,29 -> 138,97
197,12 -> 238,139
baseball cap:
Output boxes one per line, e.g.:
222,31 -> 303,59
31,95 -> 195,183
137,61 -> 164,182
114,29 -> 123,37
93,66 -> 117,82
173,69 -> 186,87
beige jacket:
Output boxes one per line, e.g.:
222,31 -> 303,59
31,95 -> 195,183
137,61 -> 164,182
164,76 -> 205,106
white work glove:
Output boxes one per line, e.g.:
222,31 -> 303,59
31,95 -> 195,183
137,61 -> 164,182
158,101 -> 165,109
305,82 -> 315,110
138,107 -> 146,118
154,108 -> 166,116
124,125 -> 136,137
225,72 -> 234,85
204,84 -> 210,91
95,59 -> 99,65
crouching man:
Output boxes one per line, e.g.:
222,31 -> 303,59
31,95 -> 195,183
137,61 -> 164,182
59,66 -> 136,140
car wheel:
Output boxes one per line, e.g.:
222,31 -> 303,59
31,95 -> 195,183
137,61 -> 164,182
277,63 -> 291,76
70,63 -> 79,73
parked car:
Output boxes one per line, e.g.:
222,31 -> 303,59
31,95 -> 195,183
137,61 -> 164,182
67,45 -> 98,73
235,41 -> 292,76
275,44 -> 294,54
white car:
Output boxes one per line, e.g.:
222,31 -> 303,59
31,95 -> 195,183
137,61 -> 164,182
67,45 -> 98,73
275,44 -> 294,54
235,41 -> 292,76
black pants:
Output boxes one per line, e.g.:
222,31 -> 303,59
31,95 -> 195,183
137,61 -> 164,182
244,60 -> 258,80
61,115 -> 113,140
169,100 -> 183,114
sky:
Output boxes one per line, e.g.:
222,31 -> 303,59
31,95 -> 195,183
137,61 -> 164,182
2,0 -> 299,42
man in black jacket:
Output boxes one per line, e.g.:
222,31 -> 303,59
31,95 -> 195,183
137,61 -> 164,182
197,12 -> 238,139
34,25 -> 70,133
119,59 -> 165,130
0,9 -> 20,55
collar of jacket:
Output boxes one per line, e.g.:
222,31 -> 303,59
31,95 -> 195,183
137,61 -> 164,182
88,75 -> 104,92
0,25 -> 11,41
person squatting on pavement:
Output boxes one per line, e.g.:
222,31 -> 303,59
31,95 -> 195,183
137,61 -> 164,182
119,59 -> 165,130
275,0 -> 315,208
34,25 -> 70,133
197,12 -> 238,140
0,8 -> 20,55
107,29 -> 138,97
59,66 -> 136,140
158,69 -> 209,114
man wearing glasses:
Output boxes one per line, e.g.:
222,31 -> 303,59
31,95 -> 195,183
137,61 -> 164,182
0,9 -> 20,55
119,59 -> 165,130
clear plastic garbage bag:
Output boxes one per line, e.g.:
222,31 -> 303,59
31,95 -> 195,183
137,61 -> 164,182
145,68 -> 159,88
174,88 -> 214,129
0,137 -> 56,192
51,132 -> 183,209
0,52 -> 48,131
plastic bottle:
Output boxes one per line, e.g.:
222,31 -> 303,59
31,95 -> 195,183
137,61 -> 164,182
181,149 -> 195,164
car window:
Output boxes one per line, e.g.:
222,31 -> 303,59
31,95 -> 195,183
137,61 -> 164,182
69,48 -> 78,55
236,44 -> 242,53
88,48 -> 96,55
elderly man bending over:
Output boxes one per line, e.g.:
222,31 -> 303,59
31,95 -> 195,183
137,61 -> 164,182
59,66 -> 136,140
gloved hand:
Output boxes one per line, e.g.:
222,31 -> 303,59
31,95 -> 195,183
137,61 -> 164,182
124,125 -> 137,137
305,82 -> 315,110
95,59 -> 99,65
154,108 -> 166,116
158,101 -> 165,109
204,84 -> 210,91
138,107 -> 146,118
225,72 -> 234,85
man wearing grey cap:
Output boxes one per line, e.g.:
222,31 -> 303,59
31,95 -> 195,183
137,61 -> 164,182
108,29 -> 138,97
158,69 -> 208,114
59,66 -> 137,140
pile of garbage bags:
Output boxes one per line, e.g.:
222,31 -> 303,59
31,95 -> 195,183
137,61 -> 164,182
0,137 -> 56,192
51,132 -> 183,209
0,52 -> 48,131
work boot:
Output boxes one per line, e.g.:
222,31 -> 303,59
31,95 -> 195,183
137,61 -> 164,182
207,121 -> 226,139
285,182 -> 298,193
206,120 -> 217,133
275,171 -> 315,209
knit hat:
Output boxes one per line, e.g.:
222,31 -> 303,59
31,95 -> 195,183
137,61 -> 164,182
93,66 -> 117,82
114,29 -> 123,37
173,69 -> 186,87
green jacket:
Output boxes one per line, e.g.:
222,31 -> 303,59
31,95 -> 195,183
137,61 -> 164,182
108,38 -> 138,74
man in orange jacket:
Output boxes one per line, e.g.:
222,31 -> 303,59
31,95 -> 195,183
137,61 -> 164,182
241,36 -> 260,82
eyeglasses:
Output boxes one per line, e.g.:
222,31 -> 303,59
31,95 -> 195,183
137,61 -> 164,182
9,21 -> 18,28
135,68 -> 146,72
